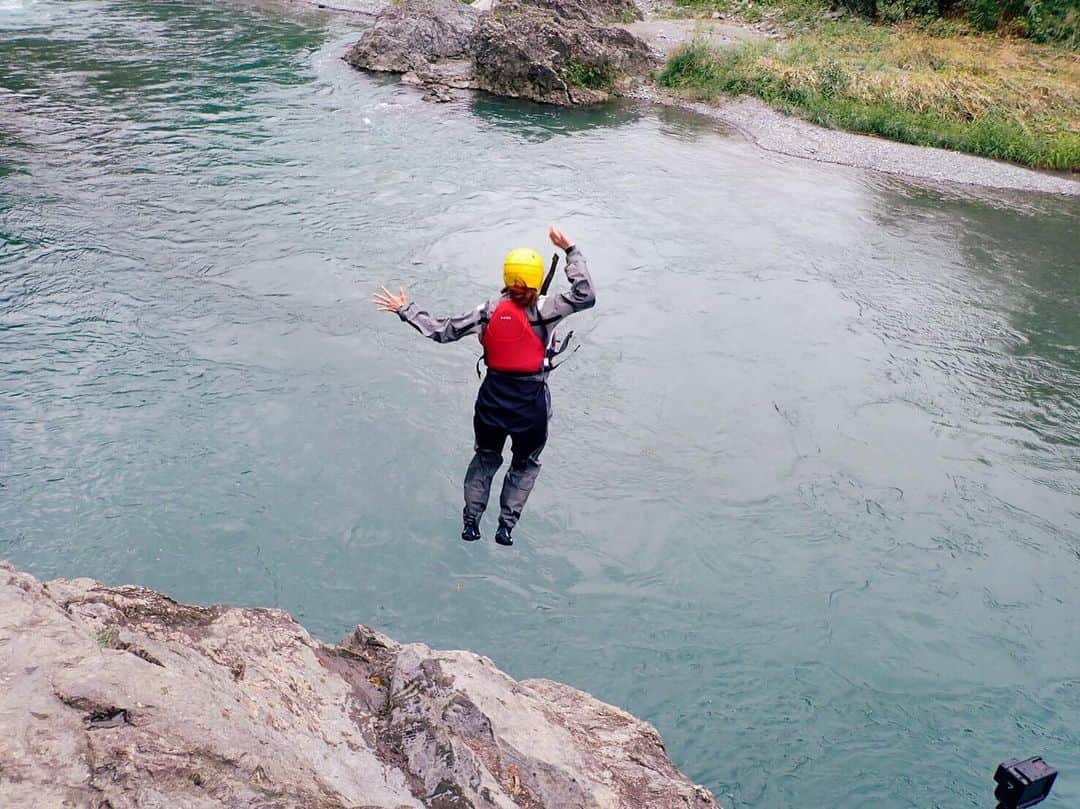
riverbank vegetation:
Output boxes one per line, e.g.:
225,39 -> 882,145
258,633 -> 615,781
658,1 -> 1080,170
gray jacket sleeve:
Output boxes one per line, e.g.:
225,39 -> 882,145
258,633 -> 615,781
396,246 -> 593,343
537,245 -> 595,326
397,301 -> 493,343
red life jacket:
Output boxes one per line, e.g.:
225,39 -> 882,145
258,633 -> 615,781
482,300 -> 546,374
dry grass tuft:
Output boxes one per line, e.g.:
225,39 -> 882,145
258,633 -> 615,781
658,23 -> 1080,170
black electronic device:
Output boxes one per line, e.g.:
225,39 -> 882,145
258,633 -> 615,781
994,757 -> 1057,809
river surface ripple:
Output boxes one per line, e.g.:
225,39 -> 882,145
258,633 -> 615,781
2,2 -> 1079,807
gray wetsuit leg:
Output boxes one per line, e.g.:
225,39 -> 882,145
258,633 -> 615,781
497,424 -> 547,530
464,419 -> 506,522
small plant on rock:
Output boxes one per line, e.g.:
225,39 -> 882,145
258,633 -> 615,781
95,627 -> 118,647
563,60 -> 618,91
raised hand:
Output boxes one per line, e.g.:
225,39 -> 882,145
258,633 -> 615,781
548,224 -> 574,252
372,285 -> 408,313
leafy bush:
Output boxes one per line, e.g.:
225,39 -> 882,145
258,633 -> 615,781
834,0 -> 1079,45
977,0 -> 1080,47
835,0 -> 947,19
884,0 -> 943,20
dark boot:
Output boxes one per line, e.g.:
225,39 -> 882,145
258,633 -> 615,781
461,516 -> 481,542
494,522 -> 513,547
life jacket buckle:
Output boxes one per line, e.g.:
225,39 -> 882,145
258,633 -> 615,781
543,329 -> 577,371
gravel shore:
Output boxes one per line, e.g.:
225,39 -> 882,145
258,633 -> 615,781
627,84 -> 1080,196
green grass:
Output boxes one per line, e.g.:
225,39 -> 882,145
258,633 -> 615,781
95,627 -> 118,647
563,61 -> 618,91
658,30 -> 1080,170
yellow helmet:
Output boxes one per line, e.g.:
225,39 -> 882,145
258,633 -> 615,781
503,247 -> 544,290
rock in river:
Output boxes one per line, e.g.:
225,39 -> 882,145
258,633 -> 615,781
0,562 -> 720,808
344,0 -> 657,105
345,0 -> 480,74
472,0 -> 655,105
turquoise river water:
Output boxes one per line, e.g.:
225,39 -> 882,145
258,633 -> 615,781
2,1 -> 1078,806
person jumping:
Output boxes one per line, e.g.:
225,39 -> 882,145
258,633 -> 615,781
373,225 -> 595,546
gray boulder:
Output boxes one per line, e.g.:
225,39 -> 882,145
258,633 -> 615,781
0,562 -> 720,808
471,1 -> 656,105
344,0 -> 654,106
516,0 -> 642,23
344,0 -> 480,73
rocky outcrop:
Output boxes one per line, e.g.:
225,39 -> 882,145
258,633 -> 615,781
344,0 -> 480,73
344,0 -> 657,105
472,1 -> 654,105
514,0 -> 641,23
0,562 -> 719,808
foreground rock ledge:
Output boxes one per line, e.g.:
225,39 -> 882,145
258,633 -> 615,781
0,563 -> 718,809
